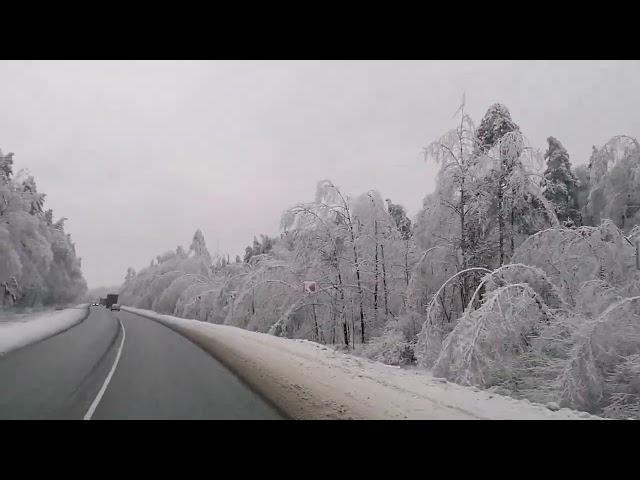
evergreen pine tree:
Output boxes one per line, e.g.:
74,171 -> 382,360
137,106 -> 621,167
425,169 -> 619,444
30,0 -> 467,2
542,136 -> 581,226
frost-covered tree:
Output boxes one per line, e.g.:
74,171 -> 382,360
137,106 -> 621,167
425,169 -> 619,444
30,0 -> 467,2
475,104 -> 517,264
243,234 -> 276,263
417,101 -> 489,319
477,105 -> 520,265
44,209 -> 54,225
415,102 -> 555,343
0,151 -> 13,181
387,199 -> 412,240
157,250 -> 177,264
583,135 -> 640,232
0,148 -> 87,307
475,105 -> 556,264
124,180 -> 413,348
415,216 -> 640,418
423,101 -> 480,269
474,103 -> 519,155
413,102 -> 557,385
189,229 -> 211,260
574,164 -> 590,215
279,180 -> 368,344
386,198 -> 415,288
542,136 -> 581,226
120,230 -> 213,311
124,267 -> 137,283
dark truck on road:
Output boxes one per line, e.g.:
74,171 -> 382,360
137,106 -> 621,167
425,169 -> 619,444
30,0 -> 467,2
106,294 -> 119,310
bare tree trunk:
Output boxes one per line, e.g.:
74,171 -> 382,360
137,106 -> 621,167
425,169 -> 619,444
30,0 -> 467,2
333,185 -> 365,344
498,184 -> 505,266
251,287 -> 255,315
373,220 -> 379,323
313,303 -> 319,342
332,306 -> 337,344
510,207 -> 515,257
351,301 -> 356,346
460,183 -> 468,309
404,239 -> 410,286
331,290 -> 337,344
460,185 -> 466,264
349,220 -> 365,344
343,321 -> 349,347
380,242 -> 389,319
337,269 -> 348,347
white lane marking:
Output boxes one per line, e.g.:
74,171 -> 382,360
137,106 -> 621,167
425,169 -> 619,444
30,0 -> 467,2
83,317 -> 126,420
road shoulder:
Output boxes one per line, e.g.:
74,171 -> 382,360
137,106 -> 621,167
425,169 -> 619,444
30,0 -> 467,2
0,305 -> 90,356
122,306 -> 600,420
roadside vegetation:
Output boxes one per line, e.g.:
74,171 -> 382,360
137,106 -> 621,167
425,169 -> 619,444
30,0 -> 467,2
119,101 -> 640,419
1,150 -> 87,308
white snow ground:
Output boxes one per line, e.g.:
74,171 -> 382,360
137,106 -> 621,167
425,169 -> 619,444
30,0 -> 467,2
0,304 -> 89,356
0,307 -> 56,323
122,306 -> 600,420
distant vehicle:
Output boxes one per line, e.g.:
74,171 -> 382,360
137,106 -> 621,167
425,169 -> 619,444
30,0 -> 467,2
105,293 -> 119,309
111,303 -> 121,311
92,302 -> 99,306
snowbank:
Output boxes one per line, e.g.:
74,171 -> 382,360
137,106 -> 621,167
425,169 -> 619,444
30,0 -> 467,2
0,309 -> 49,324
123,306 -> 600,420
0,304 -> 89,356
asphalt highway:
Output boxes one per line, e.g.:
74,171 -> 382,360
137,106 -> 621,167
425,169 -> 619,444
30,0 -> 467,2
0,306 -> 282,420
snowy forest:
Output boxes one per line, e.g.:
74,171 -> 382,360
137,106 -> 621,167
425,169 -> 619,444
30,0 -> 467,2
119,103 -> 640,419
0,149 -> 87,308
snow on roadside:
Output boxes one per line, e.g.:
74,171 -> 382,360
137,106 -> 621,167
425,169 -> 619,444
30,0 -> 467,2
0,308 -> 51,324
123,306 -> 601,420
0,304 -> 89,356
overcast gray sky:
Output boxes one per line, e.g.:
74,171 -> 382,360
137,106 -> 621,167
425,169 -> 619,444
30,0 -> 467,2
1,60 -> 638,288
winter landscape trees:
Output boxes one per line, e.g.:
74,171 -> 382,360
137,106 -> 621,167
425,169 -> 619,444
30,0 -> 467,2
542,136 -> 581,226
0,149 -> 87,308
582,135 -> 640,232
117,101 -> 640,419
414,104 -> 640,419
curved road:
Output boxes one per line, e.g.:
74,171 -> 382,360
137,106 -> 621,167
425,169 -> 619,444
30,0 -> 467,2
0,306 -> 283,420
